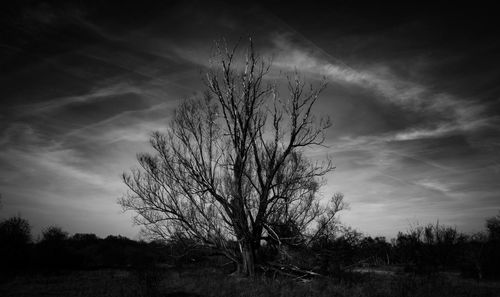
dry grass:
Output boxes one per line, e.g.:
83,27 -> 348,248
1,267 -> 499,297
168,267 -> 500,297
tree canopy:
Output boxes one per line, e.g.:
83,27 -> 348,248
120,40 -> 344,276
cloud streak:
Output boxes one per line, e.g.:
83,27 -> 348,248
270,34 -> 491,141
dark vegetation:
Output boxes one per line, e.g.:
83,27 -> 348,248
0,218 -> 167,276
1,212 -> 499,296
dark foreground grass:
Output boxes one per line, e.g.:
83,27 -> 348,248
1,267 -> 499,297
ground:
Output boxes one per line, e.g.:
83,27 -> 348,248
1,266 -> 500,297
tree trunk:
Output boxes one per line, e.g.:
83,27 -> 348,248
239,241 -> 255,276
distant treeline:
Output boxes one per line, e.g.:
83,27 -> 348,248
307,222 -> 500,279
1,213 -> 499,280
0,219 -> 168,278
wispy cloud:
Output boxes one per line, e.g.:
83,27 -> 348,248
269,34 -> 490,141
65,102 -> 172,145
0,122 -> 135,236
12,82 -> 140,115
415,179 -> 452,193
0,124 -> 107,187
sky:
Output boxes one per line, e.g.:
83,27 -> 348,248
1,1 -> 499,239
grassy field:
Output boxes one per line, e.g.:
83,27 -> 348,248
1,267 -> 500,297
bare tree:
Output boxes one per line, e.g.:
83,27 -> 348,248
120,40 -> 344,276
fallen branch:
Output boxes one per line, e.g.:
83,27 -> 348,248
263,262 -> 325,280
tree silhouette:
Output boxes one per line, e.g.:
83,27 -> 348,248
0,216 -> 31,247
41,226 -> 69,242
120,40 -> 343,276
38,226 -> 69,270
486,210 -> 500,242
0,216 -> 32,274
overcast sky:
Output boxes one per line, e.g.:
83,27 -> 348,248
1,1 -> 499,239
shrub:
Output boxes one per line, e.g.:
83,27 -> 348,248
0,216 -> 33,276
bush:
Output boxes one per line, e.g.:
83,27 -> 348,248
486,211 -> 500,242
0,216 -> 33,276
36,226 -> 72,271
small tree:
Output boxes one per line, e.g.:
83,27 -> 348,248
0,216 -> 32,247
120,40 -> 344,276
41,226 -> 68,243
38,226 -> 70,270
0,216 -> 32,274
486,211 -> 500,242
